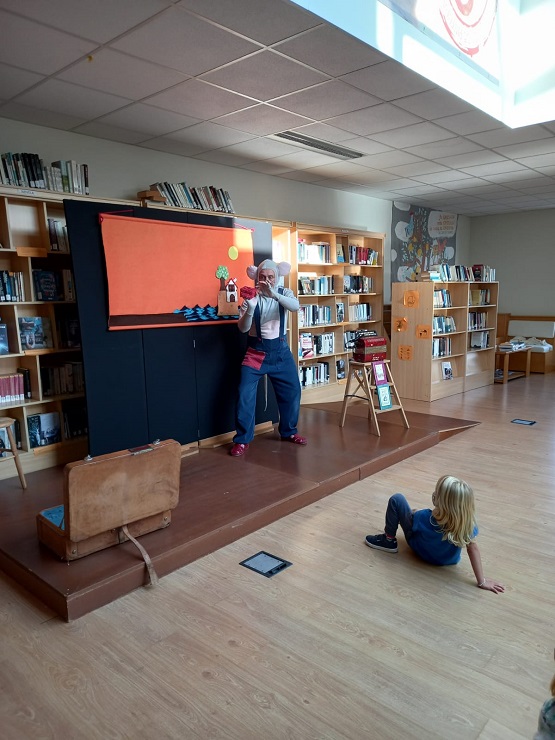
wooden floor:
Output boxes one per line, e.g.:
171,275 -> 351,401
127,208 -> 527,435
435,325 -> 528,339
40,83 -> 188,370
1,374 -> 554,739
0,402 -> 476,621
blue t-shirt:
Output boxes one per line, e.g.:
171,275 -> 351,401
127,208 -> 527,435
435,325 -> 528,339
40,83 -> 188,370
409,508 -> 478,566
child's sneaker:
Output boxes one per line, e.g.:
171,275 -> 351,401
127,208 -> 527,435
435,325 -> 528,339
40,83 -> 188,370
365,534 -> 398,552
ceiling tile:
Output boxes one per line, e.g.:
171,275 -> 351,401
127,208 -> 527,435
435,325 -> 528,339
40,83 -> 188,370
0,101 -> 85,129
436,150 -> 505,168
393,88 -> 472,119
140,137 -> 210,157
371,122 -> 455,148
406,138 -> 483,159
97,103 -> 200,136
271,80 -> 379,119
337,137 -> 393,155
241,159 -> 300,175
276,170 -> 327,183
0,0 -> 173,43
390,184 -> 446,196
0,63 -> 44,99
345,170 -> 403,186
493,138 -> 555,159
386,161 -> 449,177
202,51 -> 328,101
58,49 -> 189,100
466,125 -> 552,148
161,121 -> 254,149
460,160 -> 528,176
434,110 -> 503,135
215,104 -> 311,136
194,137 -> 300,166
325,103 -> 422,136
73,121 -> 151,144
299,161 -> 373,178
355,151 -> 424,168
340,60 -> 434,101
255,149 -> 341,170
415,170 -> 473,184
16,79 -> 132,119
147,79 -> 254,119
515,153 -> 555,168
291,123 -> 358,143
274,25 -> 386,76
111,6 -> 260,76
0,10 -> 96,74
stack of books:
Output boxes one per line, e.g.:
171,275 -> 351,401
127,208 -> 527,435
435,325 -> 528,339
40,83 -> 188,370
498,339 -> 526,351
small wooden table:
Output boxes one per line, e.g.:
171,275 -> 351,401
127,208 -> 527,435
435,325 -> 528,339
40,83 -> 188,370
494,347 -> 532,384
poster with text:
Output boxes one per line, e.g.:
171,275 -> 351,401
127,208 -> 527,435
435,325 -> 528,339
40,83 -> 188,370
391,202 -> 457,283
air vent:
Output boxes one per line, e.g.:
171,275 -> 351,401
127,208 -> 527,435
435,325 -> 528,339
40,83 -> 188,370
269,131 -> 364,159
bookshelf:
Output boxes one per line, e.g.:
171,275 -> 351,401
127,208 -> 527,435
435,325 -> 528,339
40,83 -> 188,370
390,279 -> 499,401
291,223 -> 385,395
0,186 -> 89,479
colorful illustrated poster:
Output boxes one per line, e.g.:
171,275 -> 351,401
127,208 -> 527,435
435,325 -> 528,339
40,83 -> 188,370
391,202 -> 457,283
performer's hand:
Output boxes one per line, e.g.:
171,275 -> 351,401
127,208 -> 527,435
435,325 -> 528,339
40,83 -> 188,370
257,279 -> 275,298
243,295 -> 258,313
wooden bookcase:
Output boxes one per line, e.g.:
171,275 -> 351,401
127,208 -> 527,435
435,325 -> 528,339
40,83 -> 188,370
0,186 -> 92,479
390,279 -> 499,401
290,223 -> 385,396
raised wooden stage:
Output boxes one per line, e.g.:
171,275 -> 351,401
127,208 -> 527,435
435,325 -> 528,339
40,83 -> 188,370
0,402 -> 477,621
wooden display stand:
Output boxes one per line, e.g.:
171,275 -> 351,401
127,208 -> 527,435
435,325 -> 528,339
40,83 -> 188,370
494,347 -> 532,383
339,360 -> 409,436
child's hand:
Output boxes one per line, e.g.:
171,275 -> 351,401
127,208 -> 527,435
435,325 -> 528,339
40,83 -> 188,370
478,577 -> 505,593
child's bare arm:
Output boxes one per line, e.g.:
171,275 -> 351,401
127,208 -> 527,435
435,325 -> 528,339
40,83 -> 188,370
466,541 -> 505,593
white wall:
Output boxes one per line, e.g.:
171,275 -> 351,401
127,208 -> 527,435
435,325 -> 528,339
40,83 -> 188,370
470,211 -> 555,314
0,117 -> 477,305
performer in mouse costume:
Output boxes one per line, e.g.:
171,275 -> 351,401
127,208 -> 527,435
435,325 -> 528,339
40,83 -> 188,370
230,259 -> 307,457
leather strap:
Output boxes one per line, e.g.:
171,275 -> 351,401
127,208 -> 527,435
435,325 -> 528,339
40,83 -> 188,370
121,524 -> 159,586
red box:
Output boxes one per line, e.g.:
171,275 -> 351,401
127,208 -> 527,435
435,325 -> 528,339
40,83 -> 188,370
353,336 -> 387,362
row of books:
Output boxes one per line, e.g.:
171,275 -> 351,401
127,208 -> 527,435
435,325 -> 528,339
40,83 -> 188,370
297,240 -> 331,265
298,304 -> 332,327
0,420 -> 21,454
0,372 -> 25,404
469,288 -> 492,306
347,245 -> 379,266
472,264 -> 496,281
432,264 -> 475,282
433,289 -> 453,308
468,311 -> 489,330
0,270 -> 25,302
298,274 -> 336,296
151,182 -> 235,213
299,362 -> 330,387
469,331 -> 490,349
348,303 -> 372,322
298,332 -> 335,359
40,361 -> 84,397
344,275 -> 373,293
33,269 -> 75,302
47,218 -> 70,252
433,315 -> 457,334
62,401 -> 88,439
0,152 -> 89,194
432,336 -> 452,358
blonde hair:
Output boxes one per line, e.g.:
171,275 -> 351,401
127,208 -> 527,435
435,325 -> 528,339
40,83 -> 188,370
432,475 -> 476,547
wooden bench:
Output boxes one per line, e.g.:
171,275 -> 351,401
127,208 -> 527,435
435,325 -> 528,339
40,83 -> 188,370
497,314 -> 555,374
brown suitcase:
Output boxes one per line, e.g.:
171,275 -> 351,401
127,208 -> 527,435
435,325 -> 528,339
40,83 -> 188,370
36,439 -> 182,563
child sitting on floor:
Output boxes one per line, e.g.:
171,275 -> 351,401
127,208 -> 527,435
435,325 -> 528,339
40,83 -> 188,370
365,474 -> 505,593
534,669 -> 555,739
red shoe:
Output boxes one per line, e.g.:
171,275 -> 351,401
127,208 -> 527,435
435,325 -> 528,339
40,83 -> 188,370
230,443 -> 249,457
281,434 -> 307,445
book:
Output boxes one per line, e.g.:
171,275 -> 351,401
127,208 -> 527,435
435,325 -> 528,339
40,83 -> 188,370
33,270 -> 61,301
300,333 -> 314,359
17,366 -> 32,398
27,411 -> 61,448
336,302 -> 345,323
18,316 -> 53,350
0,427 -> 7,457
336,358 -> 345,379
441,361 -> 453,380
0,324 -> 9,355
376,384 -> 393,410
372,361 -> 388,385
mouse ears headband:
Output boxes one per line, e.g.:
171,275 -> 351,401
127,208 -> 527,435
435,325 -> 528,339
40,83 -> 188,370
246,259 -> 291,281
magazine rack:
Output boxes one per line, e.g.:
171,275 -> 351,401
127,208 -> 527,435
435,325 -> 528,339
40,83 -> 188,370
339,360 -> 409,437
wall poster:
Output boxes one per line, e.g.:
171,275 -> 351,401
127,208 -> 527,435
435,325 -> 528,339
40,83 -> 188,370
391,202 -> 458,283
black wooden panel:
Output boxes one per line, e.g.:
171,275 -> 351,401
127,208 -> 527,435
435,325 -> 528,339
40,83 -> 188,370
64,200 -> 149,456
142,327 -> 198,444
